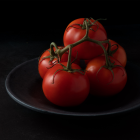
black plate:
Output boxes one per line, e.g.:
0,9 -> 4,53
5,58 -> 140,116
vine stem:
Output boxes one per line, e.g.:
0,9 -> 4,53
42,18 -> 126,85
59,19 -> 110,68
87,38 -> 109,67
50,42 -> 58,56
67,45 -> 72,71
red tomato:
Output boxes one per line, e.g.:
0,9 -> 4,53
86,56 -> 127,96
63,18 -> 108,60
38,48 -> 58,79
42,62 -> 90,107
38,46 -> 80,79
107,39 -> 127,67
84,39 -> 127,67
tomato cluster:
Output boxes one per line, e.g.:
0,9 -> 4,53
38,18 -> 127,107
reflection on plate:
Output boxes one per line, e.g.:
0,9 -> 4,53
5,58 -> 140,116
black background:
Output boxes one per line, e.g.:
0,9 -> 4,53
1,2 -> 140,140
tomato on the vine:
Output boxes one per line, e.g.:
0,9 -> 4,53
38,46 -> 80,79
84,39 -> 127,67
107,39 -> 127,67
38,48 -> 58,79
63,18 -> 108,60
86,56 -> 127,96
42,62 -> 90,107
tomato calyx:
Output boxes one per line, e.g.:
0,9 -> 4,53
60,19 -> 109,58
94,39 -> 125,85
82,18 -> 107,31
96,57 -> 126,85
52,63 -> 86,84
66,17 -> 107,32
52,46 -> 86,84
39,42 -> 61,65
107,40 -> 119,57
98,41 -> 119,58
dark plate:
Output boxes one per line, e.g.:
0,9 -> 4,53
5,58 -> 140,116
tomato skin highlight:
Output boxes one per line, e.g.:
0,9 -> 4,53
42,62 -> 90,107
38,46 -> 80,79
63,18 -> 108,60
86,56 -> 127,96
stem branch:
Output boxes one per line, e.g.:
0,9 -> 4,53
50,42 -> 58,56
67,45 -> 72,70
50,18 -> 111,69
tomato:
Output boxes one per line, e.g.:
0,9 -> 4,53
107,39 -> 127,67
38,46 -> 80,79
42,62 -> 90,107
63,18 -> 108,60
86,56 -> 127,96
84,39 -> 127,67
38,48 -> 58,79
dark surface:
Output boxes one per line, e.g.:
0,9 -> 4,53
5,58 -> 140,116
1,3 -> 140,140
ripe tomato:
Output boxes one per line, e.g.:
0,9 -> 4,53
86,56 -> 127,96
42,62 -> 90,107
38,48 -> 58,79
63,18 -> 108,60
38,46 -> 80,79
107,39 -> 127,67
84,39 -> 127,67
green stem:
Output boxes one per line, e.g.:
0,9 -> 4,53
59,38 -> 87,56
90,17 -> 107,25
50,42 -> 58,56
49,19 -> 111,69
60,20 -> 110,56
67,45 -> 72,71
87,38 -> 109,67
